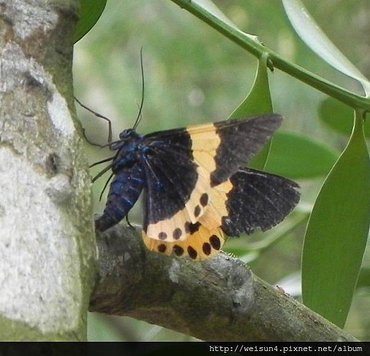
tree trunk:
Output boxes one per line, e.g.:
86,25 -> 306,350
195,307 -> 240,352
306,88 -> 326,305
0,0 -> 96,340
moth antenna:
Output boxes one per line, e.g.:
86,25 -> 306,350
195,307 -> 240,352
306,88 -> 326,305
132,47 -> 145,131
99,173 -> 114,201
75,96 -> 113,145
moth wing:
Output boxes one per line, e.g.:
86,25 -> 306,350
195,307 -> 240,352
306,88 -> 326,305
221,168 -> 300,236
146,114 -> 282,185
185,114 -> 283,232
142,223 -> 225,261
142,131 -> 212,242
142,114 -> 283,242
187,114 -> 282,185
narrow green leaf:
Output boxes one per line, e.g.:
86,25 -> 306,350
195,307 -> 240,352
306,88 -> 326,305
302,112 -> 370,327
74,0 -> 107,43
229,54 -> 273,169
282,0 -> 370,96
265,132 -> 339,179
319,97 -> 370,137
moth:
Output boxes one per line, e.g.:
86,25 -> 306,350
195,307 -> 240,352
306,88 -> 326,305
91,112 -> 300,261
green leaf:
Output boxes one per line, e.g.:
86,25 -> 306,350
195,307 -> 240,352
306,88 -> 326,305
357,267 -> 370,289
302,112 -> 370,327
229,53 -> 273,169
282,0 -> 370,96
319,97 -> 370,137
229,54 -> 273,119
74,0 -> 107,43
192,0 -> 259,41
265,132 -> 339,179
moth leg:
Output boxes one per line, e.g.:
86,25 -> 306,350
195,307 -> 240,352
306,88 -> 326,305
99,173 -> 114,201
75,96 -> 113,147
125,214 -> 135,229
81,128 -> 106,148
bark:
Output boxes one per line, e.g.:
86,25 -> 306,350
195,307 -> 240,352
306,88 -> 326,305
0,0 -> 96,340
90,225 -> 357,342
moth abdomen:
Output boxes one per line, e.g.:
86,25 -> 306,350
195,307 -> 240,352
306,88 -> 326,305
95,164 -> 145,232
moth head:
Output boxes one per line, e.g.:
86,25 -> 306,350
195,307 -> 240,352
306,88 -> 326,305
108,129 -> 140,151
119,128 -> 136,140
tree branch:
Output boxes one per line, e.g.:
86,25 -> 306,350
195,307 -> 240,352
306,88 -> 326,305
90,225 -> 357,341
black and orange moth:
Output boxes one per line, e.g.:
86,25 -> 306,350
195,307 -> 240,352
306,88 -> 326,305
93,114 -> 300,261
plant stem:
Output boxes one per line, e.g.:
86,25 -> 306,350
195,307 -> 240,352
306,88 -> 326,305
171,0 -> 370,111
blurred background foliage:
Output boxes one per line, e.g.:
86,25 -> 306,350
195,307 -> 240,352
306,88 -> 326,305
73,0 -> 370,341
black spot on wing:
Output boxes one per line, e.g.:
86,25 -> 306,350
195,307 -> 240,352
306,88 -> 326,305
173,228 -> 182,240
142,129 -> 198,227
200,193 -> 208,207
185,221 -> 201,234
221,168 -> 300,236
209,235 -> 221,250
173,245 -> 184,256
194,205 -> 201,217
158,232 -> 167,240
202,242 -> 211,255
187,246 -> 198,259
211,115 -> 282,186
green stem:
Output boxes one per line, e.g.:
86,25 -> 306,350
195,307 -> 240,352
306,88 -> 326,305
171,0 -> 370,110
